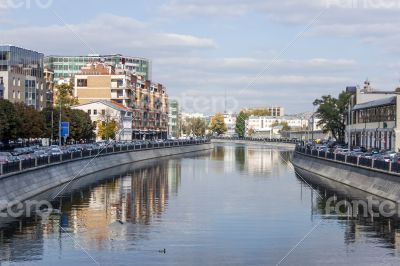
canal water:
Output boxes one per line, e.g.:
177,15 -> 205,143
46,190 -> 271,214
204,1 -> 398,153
0,143 -> 400,265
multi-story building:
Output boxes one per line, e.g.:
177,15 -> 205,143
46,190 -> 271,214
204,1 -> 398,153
243,106 -> 285,117
246,115 -> 308,137
346,81 -> 400,151
72,100 -> 133,141
45,54 -> 151,82
74,63 -> 136,107
44,67 -> 54,107
168,100 -> 180,138
133,76 -> 169,139
223,112 -> 237,137
0,45 -> 47,110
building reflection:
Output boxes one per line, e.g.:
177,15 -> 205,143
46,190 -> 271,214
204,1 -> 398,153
0,158 -> 182,259
296,172 -> 400,255
211,144 -> 291,176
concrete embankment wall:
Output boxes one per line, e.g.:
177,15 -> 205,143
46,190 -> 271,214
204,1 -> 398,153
292,152 -> 400,202
211,139 -> 296,149
0,144 -> 213,209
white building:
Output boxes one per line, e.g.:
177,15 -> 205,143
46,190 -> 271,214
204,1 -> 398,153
72,100 -> 133,141
223,113 -> 237,137
346,81 -> 400,151
246,115 -> 308,138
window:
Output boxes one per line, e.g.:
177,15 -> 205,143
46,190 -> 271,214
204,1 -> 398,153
77,79 -> 88,87
101,109 -> 105,115
12,90 -> 15,98
94,110 -> 97,115
0,77 -> 3,85
88,109 -> 91,115
17,91 -> 20,99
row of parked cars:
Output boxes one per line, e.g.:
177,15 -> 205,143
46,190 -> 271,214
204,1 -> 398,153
308,142 -> 400,164
0,138 -> 206,165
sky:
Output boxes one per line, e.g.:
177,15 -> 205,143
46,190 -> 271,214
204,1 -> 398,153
1,0 -> 400,114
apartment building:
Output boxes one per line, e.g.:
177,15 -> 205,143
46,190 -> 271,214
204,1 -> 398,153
0,45 -> 47,110
133,76 -> 169,139
74,63 -> 136,108
169,100 -> 180,138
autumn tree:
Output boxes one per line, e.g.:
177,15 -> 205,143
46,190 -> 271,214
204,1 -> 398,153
209,112 -> 227,136
55,82 -> 79,107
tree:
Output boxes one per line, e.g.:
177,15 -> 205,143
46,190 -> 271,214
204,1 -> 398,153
0,99 -> 19,142
97,119 -> 118,140
271,121 -> 291,132
191,117 -> 207,137
41,107 -> 95,142
55,82 -> 79,107
14,103 -> 45,140
209,112 -> 227,136
249,108 -> 271,116
66,109 -> 95,140
313,91 -> 351,143
235,111 -> 249,137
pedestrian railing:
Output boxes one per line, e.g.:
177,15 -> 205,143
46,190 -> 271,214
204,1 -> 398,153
295,145 -> 398,174
211,136 -> 301,144
0,139 -> 210,176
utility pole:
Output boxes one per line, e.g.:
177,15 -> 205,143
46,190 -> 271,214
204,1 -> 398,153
59,99 -> 62,148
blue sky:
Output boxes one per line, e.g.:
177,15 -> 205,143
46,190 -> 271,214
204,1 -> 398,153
1,0 -> 399,114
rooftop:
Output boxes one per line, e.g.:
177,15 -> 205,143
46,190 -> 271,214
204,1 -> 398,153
353,96 -> 396,111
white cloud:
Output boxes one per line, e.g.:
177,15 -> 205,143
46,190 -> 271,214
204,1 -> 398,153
0,14 -> 216,56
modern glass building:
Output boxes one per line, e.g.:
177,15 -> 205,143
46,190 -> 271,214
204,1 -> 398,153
45,54 -> 151,81
0,45 -> 46,109
168,99 -> 180,138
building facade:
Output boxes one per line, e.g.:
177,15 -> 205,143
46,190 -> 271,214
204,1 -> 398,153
246,115 -> 308,137
74,63 -> 136,107
0,45 -> 47,110
45,54 -> 151,82
347,82 -> 400,151
223,113 -> 237,137
243,106 -> 285,117
168,100 -> 180,138
133,76 -> 169,139
44,67 -> 54,107
72,100 -> 133,141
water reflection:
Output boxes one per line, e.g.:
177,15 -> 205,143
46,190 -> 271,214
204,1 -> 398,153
297,170 -> 400,258
0,145 -> 400,265
211,143 -> 291,176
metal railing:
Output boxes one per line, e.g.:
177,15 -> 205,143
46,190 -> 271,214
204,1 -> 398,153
295,145 -> 399,174
0,139 -> 210,176
212,136 -> 301,144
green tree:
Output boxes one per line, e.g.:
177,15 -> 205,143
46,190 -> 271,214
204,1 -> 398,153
313,91 -> 351,143
55,82 -> 79,107
0,99 -> 19,142
235,111 -> 249,137
41,107 -> 95,142
191,117 -> 207,137
66,109 -> 95,140
209,112 -> 227,136
14,102 -> 45,139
